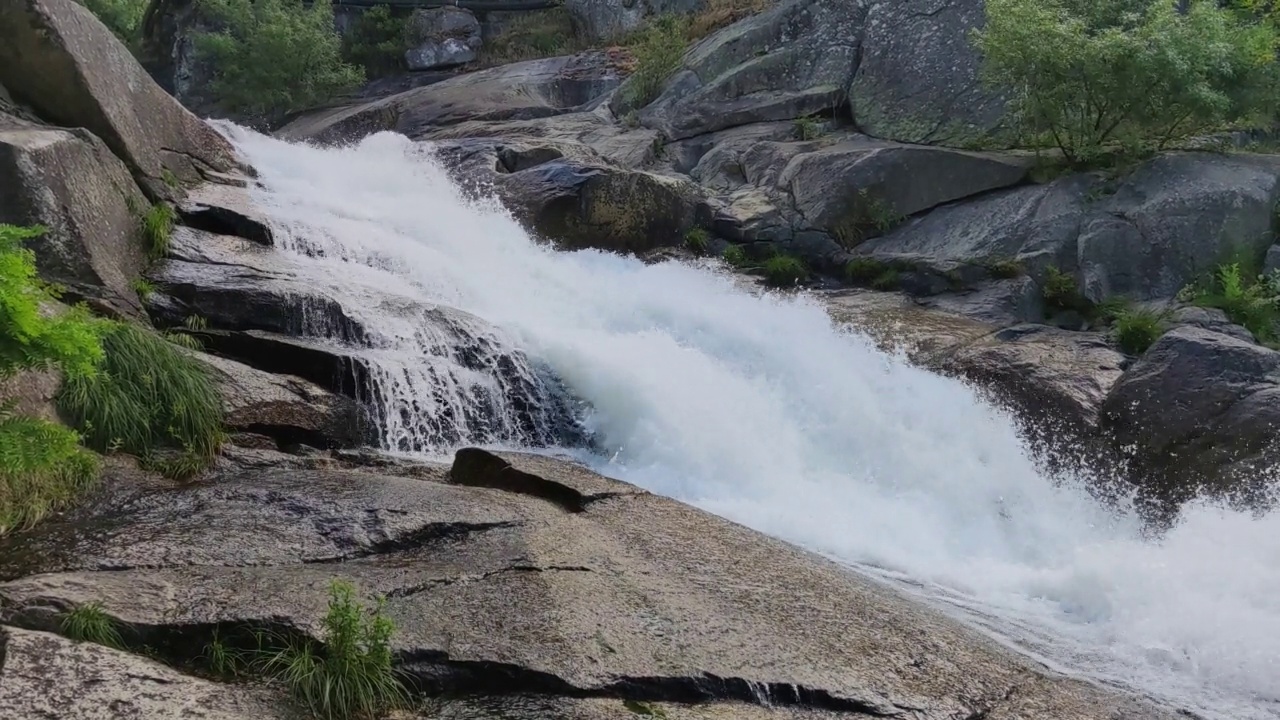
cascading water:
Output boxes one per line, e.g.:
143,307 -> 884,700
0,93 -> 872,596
216,123 -> 1280,720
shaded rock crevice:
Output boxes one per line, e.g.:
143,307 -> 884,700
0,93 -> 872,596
385,562 -> 592,599
450,447 -> 593,512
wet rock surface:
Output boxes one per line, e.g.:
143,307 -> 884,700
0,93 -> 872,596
0,626 -> 294,720
0,449 -> 1183,719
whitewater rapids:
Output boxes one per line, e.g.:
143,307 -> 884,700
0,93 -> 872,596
217,124 -> 1280,720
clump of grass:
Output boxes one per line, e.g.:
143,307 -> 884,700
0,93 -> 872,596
61,602 -> 124,649
722,245 -> 750,268
762,254 -> 807,287
131,278 -> 156,300
985,258 -> 1024,279
1184,262 -> 1280,342
622,15 -> 687,108
625,699 -> 670,718
475,7 -> 583,66
684,228 -> 710,255
830,190 -> 904,249
1041,265 -> 1090,315
870,269 -> 901,291
845,257 -> 888,284
1111,306 -> 1168,355
686,0 -> 771,40
161,168 -> 180,190
57,322 -> 223,478
142,203 -> 177,263
794,115 -> 823,141
203,628 -> 249,679
258,579 -> 407,720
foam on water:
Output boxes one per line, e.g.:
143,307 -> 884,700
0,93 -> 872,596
217,125 -> 1280,719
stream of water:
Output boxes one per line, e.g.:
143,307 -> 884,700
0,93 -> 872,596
217,125 -> 1280,719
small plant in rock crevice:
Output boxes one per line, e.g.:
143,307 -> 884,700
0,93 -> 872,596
722,245 -> 751,268
985,258 -> 1024,279
256,579 -> 408,720
762,254 -> 807,287
1183,261 -> 1280,343
142,203 -> 177,263
1110,305 -> 1169,355
794,115 -> 823,141
622,15 -> 688,108
1041,265 -> 1091,316
684,228 -> 711,255
61,602 -> 124,649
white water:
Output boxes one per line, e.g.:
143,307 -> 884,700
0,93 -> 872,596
220,125 -> 1280,719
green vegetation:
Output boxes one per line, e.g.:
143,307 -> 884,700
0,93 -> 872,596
203,629 -> 246,679
722,245 -> 750,268
75,0 -> 146,46
684,228 -> 710,255
1111,305 -> 1169,354
142,204 -> 176,263
259,579 -> 407,720
61,602 -> 124,649
794,115 -> 824,141
985,258 -> 1024,279
1183,262 -> 1280,342
58,322 -> 223,479
1041,265 -> 1090,315
196,0 -> 363,123
761,254 -> 807,287
131,278 -> 156,300
0,224 -> 105,535
831,190 -> 904,249
476,7 -> 582,66
622,15 -> 687,108
341,5 -> 406,79
974,0 -> 1280,166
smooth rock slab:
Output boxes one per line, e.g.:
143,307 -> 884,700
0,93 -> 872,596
0,450 -> 1184,720
0,626 -> 292,720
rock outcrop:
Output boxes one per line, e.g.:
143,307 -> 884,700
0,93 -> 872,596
404,7 -> 483,70
0,449 -> 1184,720
566,0 -> 705,42
0,122 -> 148,318
0,0 -> 242,196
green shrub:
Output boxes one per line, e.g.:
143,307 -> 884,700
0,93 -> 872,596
794,115 -> 823,141
1112,306 -> 1168,354
75,0 -> 147,46
722,245 -> 750,268
623,15 -> 687,108
684,228 -> 710,255
0,224 -> 105,534
762,255 -> 807,287
60,602 -> 124,649
845,257 -> 887,284
58,322 -> 223,477
1187,262 -> 1280,342
973,0 -> 1280,165
196,0 -> 363,124
870,269 -> 901,291
258,579 -> 407,720
0,410 -> 99,534
0,225 -> 105,378
142,204 -> 176,263
986,258 -> 1024,279
341,5 -> 405,79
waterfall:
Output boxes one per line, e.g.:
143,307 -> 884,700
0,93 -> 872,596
216,124 -> 1280,720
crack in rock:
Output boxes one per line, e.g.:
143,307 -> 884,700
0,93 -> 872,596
302,520 -> 521,565
0,625 -> 8,690
386,563 -> 593,599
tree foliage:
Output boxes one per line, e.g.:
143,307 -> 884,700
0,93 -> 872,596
974,0 -> 1280,164
341,5 -> 406,79
196,0 -> 364,124
75,0 -> 147,46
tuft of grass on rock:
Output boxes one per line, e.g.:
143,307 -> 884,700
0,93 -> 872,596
845,257 -> 888,284
1185,262 -> 1280,343
762,254 -> 807,287
142,203 -> 177,263
794,115 -> 823,141
985,258 -> 1024,279
257,579 -> 408,720
684,228 -> 710,255
0,410 -> 99,534
722,245 -> 750,268
57,322 -> 223,478
1111,306 -> 1168,355
1041,265 -> 1090,315
61,602 -> 124,649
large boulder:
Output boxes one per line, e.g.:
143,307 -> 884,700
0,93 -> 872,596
848,0 -> 1008,146
626,0 -> 867,139
403,7 -> 483,70
0,123 -> 148,318
0,627 -> 290,720
566,0 -> 705,42
276,52 -> 629,145
0,0 -> 242,195
859,153 -> 1280,303
0,450 -> 1182,720
1100,326 -> 1280,504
